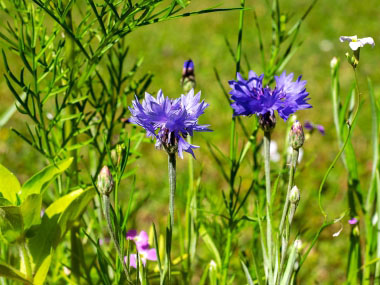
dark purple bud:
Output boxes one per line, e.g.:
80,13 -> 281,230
317,125 -> 325,135
181,59 -> 196,93
97,166 -> 114,196
259,112 -> 276,132
290,120 -> 305,149
303,121 -> 314,131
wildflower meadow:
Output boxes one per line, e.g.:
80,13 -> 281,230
0,0 -> 379,284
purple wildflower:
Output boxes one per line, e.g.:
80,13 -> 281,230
304,121 -> 325,135
349,218 -> 358,225
129,89 -> 211,159
229,71 -> 311,121
125,248 -> 157,268
125,230 -> 157,268
126,230 -> 149,250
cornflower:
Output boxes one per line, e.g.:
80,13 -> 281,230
129,89 -> 211,158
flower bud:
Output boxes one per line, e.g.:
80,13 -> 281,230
116,143 -> 125,166
289,186 -> 300,204
97,166 -> 114,196
181,59 -> 196,93
259,112 -> 276,132
345,52 -> 359,68
330,57 -> 339,69
289,120 -> 304,149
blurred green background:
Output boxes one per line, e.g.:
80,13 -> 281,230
1,0 -> 379,283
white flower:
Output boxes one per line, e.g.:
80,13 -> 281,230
339,35 -> 375,51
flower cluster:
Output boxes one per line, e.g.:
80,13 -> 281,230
129,89 -> 211,158
125,230 -> 157,268
229,71 -> 311,121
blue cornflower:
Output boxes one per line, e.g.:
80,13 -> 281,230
229,71 -> 311,121
129,89 -> 210,159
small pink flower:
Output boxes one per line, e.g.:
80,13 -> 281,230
126,230 -> 149,250
349,218 -> 358,225
125,229 -> 157,268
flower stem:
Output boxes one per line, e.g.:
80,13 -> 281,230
278,148 -> 299,281
279,148 -> 299,234
221,227 -> 233,285
166,152 -> 176,283
101,194 -> 131,283
263,131 -> 273,283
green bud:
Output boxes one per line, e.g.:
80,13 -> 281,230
345,51 -> 359,68
289,120 -> 304,150
289,185 -> 300,204
116,143 -> 125,166
97,166 -> 114,196
353,225 -> 360,237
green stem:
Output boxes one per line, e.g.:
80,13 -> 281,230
221,228 -> 233,285
20,242 -> 32,281
279,149 -> 299,234
278,148 -> 299,280
166,152 -> 176,283
185,136 -> 194,279
102,194 -> 131,283
263,131 -> 273,284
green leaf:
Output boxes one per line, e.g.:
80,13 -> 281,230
0,261 -> 31,284
240,260 -> 254,285
20,194 -> 42,230
0,198 -> 12,206
199,224 -> 222,268
20,158 -> 73,200
29,188 -> 95,268
0,206 -> 23,243
55,187 -> 95,243
0,93 -> 27,127
33,255 -> 52,285
0,164 -> 21,204
176,0 -> 187,8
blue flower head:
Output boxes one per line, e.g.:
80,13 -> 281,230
129,89 -> 211,159
229,71 -> 311,121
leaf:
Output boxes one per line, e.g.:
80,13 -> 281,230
0,261 -> 31,284
20,194 -> 42,230
199,224 -> 222,268
240,260 -> 254,285
0,93 -> 27,127
176,0 -> 187,8
0,164 -> 21,204
29,188 -> 95,268
0,198 -> 12,206
33,255 -> 52,285
0,206 -> 23,243
55,187 -> 95,243
20,158 -> 73,200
